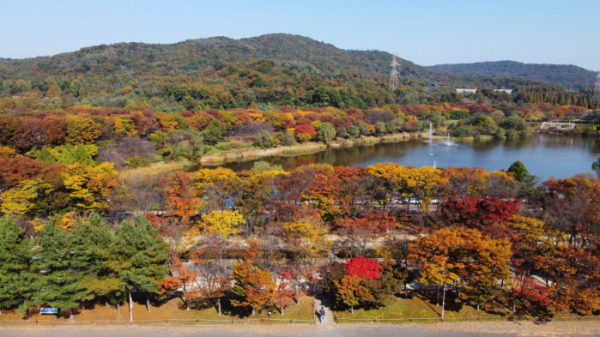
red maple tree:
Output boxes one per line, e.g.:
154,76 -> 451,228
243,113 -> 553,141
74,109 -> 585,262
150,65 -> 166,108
345,256 -> 381,280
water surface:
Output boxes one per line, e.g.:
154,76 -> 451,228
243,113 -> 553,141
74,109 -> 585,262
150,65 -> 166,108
219,134 -> 600,181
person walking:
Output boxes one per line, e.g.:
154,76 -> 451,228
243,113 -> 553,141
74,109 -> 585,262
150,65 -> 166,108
319,306 -> 326,323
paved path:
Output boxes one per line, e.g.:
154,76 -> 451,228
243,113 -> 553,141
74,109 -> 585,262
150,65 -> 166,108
3,322 -> 600,337
314,291 -> 334,326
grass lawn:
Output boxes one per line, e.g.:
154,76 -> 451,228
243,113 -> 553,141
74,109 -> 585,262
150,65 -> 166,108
333,290 -> 595,324
0,295 -> 315,326
118,160 -> 189,179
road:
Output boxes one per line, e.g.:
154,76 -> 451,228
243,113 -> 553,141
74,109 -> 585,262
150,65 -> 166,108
3,321 -> 600,337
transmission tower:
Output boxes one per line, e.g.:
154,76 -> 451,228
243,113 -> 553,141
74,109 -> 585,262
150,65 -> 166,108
389,54 -> 400,92
594,71 -> 600,103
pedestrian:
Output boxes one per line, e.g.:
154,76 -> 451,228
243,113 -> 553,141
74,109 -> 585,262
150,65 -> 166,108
319,306 -> 325,323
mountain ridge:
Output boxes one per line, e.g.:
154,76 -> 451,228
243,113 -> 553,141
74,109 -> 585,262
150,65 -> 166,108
1,34 -> 590,111
427,60 -> 595,89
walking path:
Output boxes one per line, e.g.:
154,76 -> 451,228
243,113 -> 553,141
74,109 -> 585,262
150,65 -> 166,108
3,321 -> 600,337
314,290 -> 334,326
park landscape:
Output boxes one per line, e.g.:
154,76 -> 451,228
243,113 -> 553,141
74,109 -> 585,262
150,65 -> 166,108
2,2 -> 600,336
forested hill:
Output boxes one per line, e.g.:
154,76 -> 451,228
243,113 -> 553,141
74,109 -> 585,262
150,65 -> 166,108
0,34 -> 487,84
0,34 -> 548,110
427,61 -> 596,90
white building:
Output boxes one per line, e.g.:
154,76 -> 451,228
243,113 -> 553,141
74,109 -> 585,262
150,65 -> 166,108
455,88 -> 513,95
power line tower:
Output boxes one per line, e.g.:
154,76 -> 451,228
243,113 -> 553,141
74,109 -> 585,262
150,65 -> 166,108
594,71 -> 600,103
389,54 -> 400,92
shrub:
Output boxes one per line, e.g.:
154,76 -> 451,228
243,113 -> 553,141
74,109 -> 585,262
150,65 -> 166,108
318,122 -> 336,144
127,155 -> 147,168
254,129 -> 275,148
347,125 -> 360,138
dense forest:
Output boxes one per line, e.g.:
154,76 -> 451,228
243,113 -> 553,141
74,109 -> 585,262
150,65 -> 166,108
2,159 -> 600,319
4,34 -> 594,113
427,61 -> 596,90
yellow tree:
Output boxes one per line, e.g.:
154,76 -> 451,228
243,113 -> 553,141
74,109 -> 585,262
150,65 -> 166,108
62,162 -> 118,212
369,163 -> 449,212
0,145 -> 18,158
200,210 -> 244,239
408,227 -> 471,305
194,167 -> 237,209
509,215 -> 557,260
65,115 -> 101,145
463,235 -> 512,311
1,179 -> 53,216
281,215 -> 331,261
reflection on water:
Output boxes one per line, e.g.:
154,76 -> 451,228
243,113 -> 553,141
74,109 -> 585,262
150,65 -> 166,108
217,135 -> 600,181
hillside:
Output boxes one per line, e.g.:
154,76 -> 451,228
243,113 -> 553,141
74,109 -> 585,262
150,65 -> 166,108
427,60 -> 595,90
0,34 -> 551,111
0,34 -> 508,84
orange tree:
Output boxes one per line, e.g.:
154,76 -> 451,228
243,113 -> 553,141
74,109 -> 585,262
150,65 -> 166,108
408,227 -> 470,305
231,262 -> 276,316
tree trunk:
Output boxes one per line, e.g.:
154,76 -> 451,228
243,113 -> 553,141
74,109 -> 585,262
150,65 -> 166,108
437,286 -> 440,306
218,298 -> 221,316
105,300 -> 109,308
117,303 -> 121,315
128,289 -> 133,323
281,305 -> 284,315
477,303 -> 480,311
83,300 -> 86,312
501,279 -> 504,288
252,308 -> 256,316
25,308 -> 29,319
146,295 -> 151,313
70,308 -> 73,319
186,299 -> 189,311
351,305 -> 354,315
513,299 -> 516,313
0,308 -> 2,315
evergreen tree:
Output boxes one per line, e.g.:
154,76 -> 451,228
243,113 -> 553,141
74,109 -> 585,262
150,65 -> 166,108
37,146 -> 56,163
32,219 -> 83,318
71,214 -> 125,312
57,146 -> 75,165
73,145 -> 94,166
0,217 -> 36,316
204,119 -> 225,145
507,161 -> 530,182
112,217 -> 168,320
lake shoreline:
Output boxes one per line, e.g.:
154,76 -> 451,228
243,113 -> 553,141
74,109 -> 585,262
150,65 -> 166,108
200,132 -> 502,167
200,133 -> 420,166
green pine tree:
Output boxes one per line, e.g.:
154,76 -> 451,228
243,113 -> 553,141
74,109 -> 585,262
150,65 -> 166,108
73,144 -> 94,166
37,146 -> 57,163
112,217 -> 168,319
71,214 -> 126,312
32,218 -> 84,318
0,217 -> 36,317
56,146 -> 75,165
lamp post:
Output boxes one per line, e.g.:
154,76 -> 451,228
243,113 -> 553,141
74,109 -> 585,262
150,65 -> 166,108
441,285 -> 446,321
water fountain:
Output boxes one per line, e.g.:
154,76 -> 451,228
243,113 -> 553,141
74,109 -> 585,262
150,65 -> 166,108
427,123 -> 434,156
439,133 -> 458,147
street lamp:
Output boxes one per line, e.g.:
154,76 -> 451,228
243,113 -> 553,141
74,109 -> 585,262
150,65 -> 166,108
441,285 -> 446,321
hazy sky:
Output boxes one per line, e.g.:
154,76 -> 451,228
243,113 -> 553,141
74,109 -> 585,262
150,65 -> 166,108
1,0 -> 598,70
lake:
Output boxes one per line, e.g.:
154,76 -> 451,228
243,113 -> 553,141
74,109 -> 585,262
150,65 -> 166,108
219,134 -> 600,182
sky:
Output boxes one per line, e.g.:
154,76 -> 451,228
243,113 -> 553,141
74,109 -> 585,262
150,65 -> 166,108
0,0 -> 598,70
